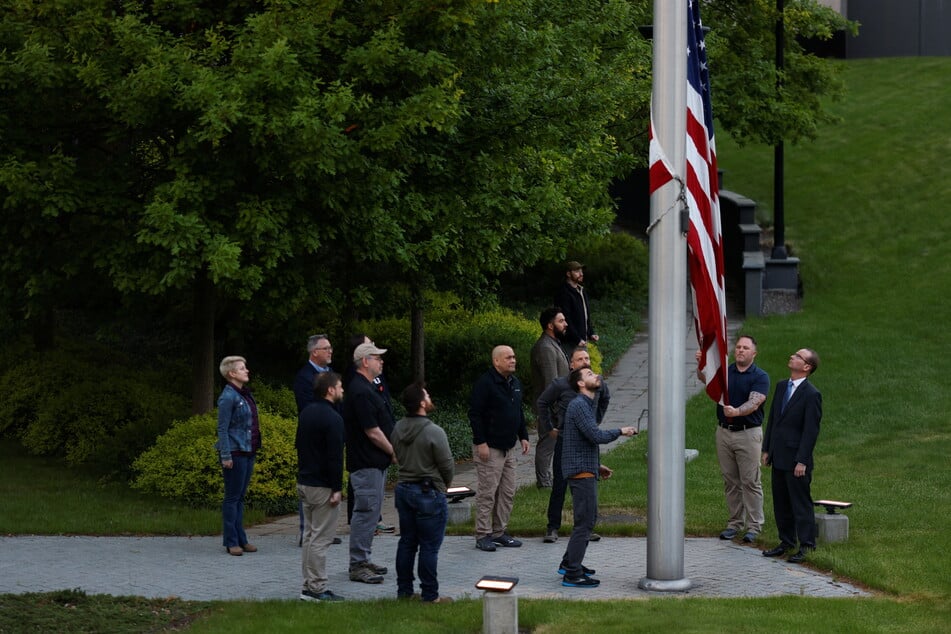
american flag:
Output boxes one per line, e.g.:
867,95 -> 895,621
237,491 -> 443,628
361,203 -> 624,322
649,0 -> 729,405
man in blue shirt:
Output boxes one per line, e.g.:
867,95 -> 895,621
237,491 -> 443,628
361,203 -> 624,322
559,367 -> 635,588
697,335 -> 770,543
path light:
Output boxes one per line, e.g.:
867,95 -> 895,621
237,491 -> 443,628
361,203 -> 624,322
476,576 -> 519,634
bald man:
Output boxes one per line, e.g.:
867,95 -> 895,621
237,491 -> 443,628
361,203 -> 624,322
468,345 -> 531,552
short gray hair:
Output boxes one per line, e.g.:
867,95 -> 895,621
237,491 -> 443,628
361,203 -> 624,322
307,334 -> 328,353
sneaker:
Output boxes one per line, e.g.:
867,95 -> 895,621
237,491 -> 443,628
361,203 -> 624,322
376,522 -> 396,533
588,532 -> 601,542
742,531 -> 757,544
562,575 -> 600,588
423,596 -> 454,604
719,528 -> 738,540
349,564 -> 384,584
300,589 -> 344,602
543,529 -> 559,543
558,564 -> 596,576
491,533 -> 522,548
476,536 -> 497,552
366,561 -> 388,575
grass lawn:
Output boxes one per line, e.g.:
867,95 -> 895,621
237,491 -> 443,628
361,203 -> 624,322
3,57 -> 951,631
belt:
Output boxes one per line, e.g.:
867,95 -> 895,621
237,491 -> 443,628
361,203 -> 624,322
719,422 -> 760,432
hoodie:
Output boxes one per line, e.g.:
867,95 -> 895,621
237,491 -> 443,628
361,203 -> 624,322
392,415 -> 455,493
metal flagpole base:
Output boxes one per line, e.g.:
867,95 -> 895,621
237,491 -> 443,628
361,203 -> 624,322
638,577 -> 693,593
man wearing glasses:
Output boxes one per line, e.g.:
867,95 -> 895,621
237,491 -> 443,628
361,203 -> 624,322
294,334 -> 334,413
343,342 -> 397,583
761,348 -> 822,564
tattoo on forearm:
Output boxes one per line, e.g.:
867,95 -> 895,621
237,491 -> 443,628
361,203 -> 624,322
735,392 -> 767,416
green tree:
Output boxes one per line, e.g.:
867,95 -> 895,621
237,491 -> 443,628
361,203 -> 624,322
703,0 -> 857,145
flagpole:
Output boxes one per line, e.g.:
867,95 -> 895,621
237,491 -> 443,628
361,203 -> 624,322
639,0 -> 692,592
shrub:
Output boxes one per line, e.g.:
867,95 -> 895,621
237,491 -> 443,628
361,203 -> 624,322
20,377 -> 189,478
569,232 -> 649,304
358,302 -> 539,401
250,381 -> 297,419
132,410 -> 299,515
0,356 -> 49,437
499,230 -> 649,307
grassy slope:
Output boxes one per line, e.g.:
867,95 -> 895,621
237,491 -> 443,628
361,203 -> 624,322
708,57 -> 951,599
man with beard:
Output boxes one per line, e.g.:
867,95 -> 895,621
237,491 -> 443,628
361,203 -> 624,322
296,371 -> 346,602
554,261 -> 598,355
391,383 -> 455,603
530,307 -> 570,488
559,367 -> 636,588
536,347 -> 611,543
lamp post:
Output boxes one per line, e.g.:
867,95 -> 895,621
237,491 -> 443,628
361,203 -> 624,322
772,0 -> 788,259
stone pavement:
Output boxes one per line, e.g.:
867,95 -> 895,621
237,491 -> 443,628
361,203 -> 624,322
0,314 -> 871,602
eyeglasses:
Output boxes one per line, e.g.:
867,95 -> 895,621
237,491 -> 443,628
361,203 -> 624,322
314,345 -> 332,351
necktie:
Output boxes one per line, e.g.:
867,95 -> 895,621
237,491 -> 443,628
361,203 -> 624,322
781,380 -> 794,413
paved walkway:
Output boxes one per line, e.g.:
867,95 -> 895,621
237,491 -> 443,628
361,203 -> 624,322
0,315 -> 870,602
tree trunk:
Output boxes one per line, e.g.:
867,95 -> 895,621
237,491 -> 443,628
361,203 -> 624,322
410,291 -> 425,383
191,276 -> 216,415
30,308 -> 56,351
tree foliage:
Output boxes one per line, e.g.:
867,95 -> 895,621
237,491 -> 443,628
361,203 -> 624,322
0,0 -> 853,406
703,0 -> 857,146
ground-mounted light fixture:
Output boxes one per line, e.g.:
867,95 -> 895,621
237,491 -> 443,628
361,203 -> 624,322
475,575 -> 519,592
477,576 -> 519,633
446,485 -> 476,504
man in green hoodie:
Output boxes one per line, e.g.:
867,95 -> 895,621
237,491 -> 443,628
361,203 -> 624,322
391,382 -> 455,603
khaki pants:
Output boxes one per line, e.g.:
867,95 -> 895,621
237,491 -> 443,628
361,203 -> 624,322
298,484 -> 340,594
473,445 -> 518,538
716,425 -> 765,533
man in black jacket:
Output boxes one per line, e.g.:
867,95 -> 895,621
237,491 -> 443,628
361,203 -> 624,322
554,261 -> 599,355
468,345 -> 530,552
296,371 -> 345,602
761,348 -> 822,564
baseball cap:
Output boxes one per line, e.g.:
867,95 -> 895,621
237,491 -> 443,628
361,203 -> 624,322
353,342 -> 387,362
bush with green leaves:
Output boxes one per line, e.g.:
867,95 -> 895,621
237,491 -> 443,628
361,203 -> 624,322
360,300 -> 538,401
0,344 -> 190,477
570,231 -> 649,304
132,410 -> 299,515
500,230 -> 649,306
250,381 -> 297,419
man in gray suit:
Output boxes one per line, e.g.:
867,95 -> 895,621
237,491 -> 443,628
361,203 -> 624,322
530,307 -> 569,488
761,348 -> 822,564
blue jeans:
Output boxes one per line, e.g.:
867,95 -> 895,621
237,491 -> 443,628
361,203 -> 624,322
222,454 -> 255,548
395,482 -> 448,601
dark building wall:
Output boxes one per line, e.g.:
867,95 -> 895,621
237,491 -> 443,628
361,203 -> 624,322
847,0 -> 951,58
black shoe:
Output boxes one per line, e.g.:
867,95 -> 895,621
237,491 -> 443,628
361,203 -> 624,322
558,565 -> 596,576
762,544 -> 792,558
719,528 -> 738,540
476,536 -> 497,552
562,575 -> 600,588
788,547 -> 813,564
332,536 -> 342,545
491,533 -> 522,548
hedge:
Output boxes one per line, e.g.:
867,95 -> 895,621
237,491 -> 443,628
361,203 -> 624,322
132,410 -> 299,516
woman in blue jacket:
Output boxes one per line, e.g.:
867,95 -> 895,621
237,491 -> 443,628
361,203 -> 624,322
216,356 -> 261,556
